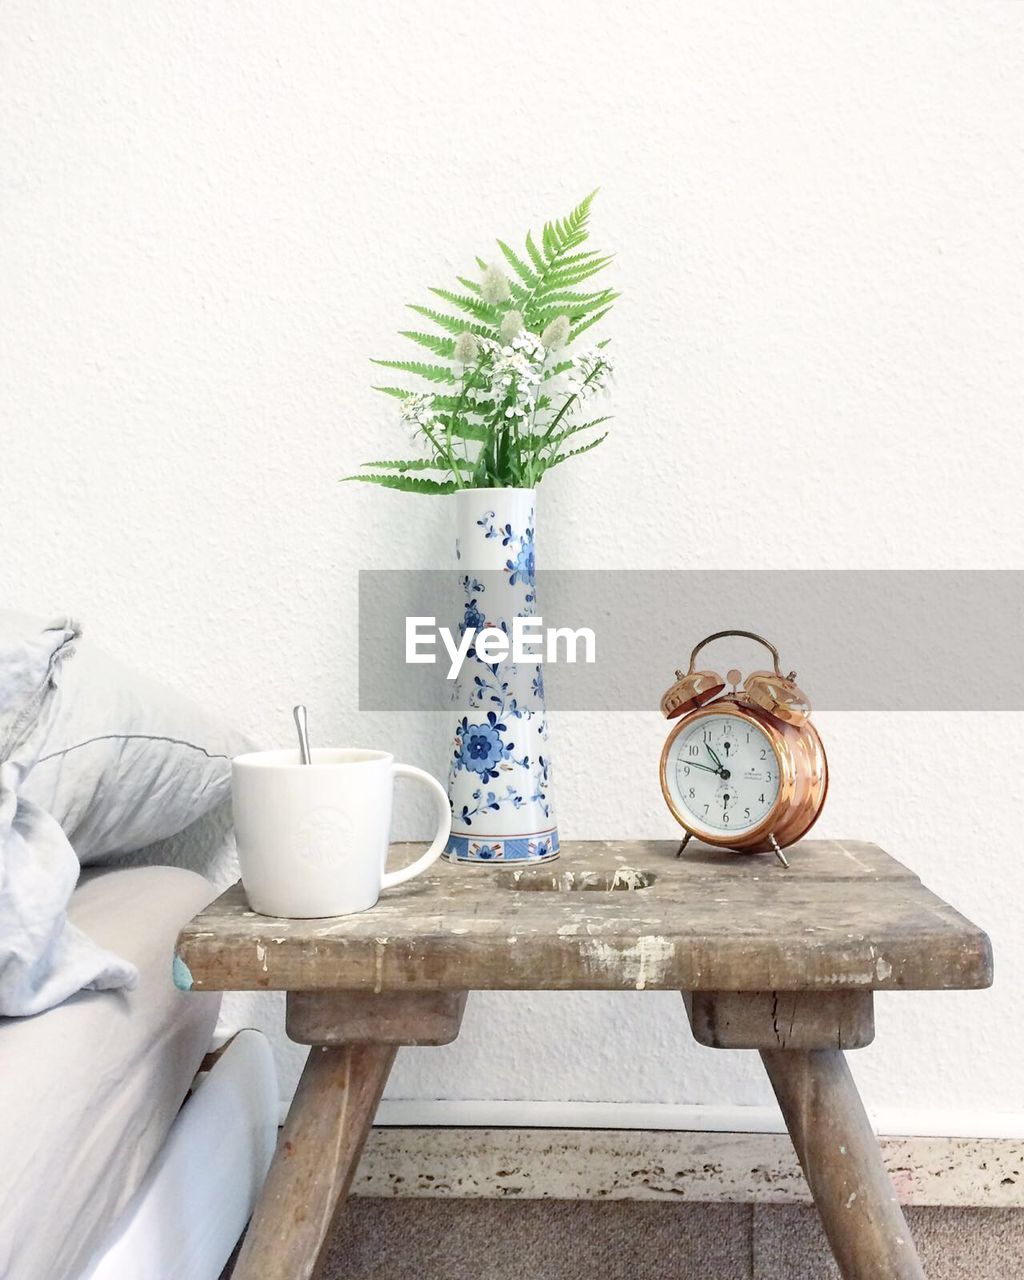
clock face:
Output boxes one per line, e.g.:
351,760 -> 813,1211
666,712 -> 781,837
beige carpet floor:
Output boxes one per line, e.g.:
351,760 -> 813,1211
224,1200 -> 1024,1278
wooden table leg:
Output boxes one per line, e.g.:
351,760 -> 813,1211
683,993 -> 924,1278
231,991 -> 467,1279
761,1048 -> 926,1280
231,1041 -> 396,1280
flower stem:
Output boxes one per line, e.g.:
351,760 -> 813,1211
534,360 -> 606,469
446,355 -> 487,486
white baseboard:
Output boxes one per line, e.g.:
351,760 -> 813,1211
274,1091 -> 1024,1206
352,1126 -> 1024,1208
369,1098 -> 1024,1141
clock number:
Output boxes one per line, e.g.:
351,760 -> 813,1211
688,745 -> 699,757
758,793 -> 765,804
683,765 -> 690,776
744,807 -> 751,820
703,804 -> 709,814
759,749 -> 767,760
688,787 -> 695,798
703,728 -> 712,742
723,813 -> 729,824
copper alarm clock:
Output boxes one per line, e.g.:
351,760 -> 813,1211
659,630 -> 828,867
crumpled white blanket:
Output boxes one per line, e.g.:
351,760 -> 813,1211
0,761 -> 136,1014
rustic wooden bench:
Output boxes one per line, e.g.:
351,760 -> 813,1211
175,839 -> 992,1280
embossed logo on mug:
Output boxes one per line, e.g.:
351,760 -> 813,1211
296,807 -> 353,868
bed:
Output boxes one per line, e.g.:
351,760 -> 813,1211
0,864 -> 277,1280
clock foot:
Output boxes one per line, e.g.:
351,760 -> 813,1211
769,834 -> 790,869
675,834 -> 693,859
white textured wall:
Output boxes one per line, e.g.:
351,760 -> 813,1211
3,2 -> 1022,1131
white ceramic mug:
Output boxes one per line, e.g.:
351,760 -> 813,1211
231,748 -> 451,918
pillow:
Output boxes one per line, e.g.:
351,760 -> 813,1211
7,613 -> 252,861
0,614 -> 79,777
0,612 -> 252,1015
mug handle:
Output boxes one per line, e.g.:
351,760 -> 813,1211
380,764 -> 452,889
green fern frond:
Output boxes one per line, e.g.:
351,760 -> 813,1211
525,230 -> 546,273
428,287 -> 499,324
360,458 -> 431,471
554,413 -> 613,438
529,302 -> 609,330
361,457 -> 474,474
522,417 -> 612,460
399,330 -> 456,358
566,189 -> 598,229
344,473 -> 459,494
429,394 -> 494,413
527,311 -> 578,334
546,415 -> 612,449
531,292 -> 616,320
569,306 -> 614,343
535,288 -> 618,308
499,196 -> 613,330
496,240 -> 539,287
372,385 -> 415,400
551,250 -> 603,269
544,431 -> 608,471
405,305 -> 494,339
538,259 -> 613,291
552,227 -> 588,256
436,416 -> 489,442
538,192 -> 595,261
370,358 -> 456,384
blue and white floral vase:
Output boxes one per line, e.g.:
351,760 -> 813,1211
444,487 -> 559,864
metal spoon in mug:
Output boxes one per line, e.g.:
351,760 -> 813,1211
293,704 -> 312,765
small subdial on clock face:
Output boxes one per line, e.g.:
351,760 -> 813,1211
714,782 -> 739,818
668,712 -> 781,836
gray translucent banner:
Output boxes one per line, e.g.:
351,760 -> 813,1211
358,570 -> 1023,711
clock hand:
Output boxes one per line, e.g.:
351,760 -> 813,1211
685,760 -> 720,775
705,743 -> 725,772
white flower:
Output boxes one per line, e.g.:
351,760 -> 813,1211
540,314 -> 570,350
511,329 -> 546,361
453,331 -> 479,364
471,331 -> 547,419
499,310 -> 524,342
399,392 -> 433,424
565,348 -> 614,397
480,264 -> 511,305
398,392 -> 440,439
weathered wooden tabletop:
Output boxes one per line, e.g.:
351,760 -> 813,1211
175,839 -> 991,995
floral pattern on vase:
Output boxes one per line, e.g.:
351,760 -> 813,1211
444,487 -> 559,864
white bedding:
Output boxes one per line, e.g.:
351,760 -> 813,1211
0,866 -> 221,1280
126,802 -> 303,1105
79,1030 -> 278,1280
